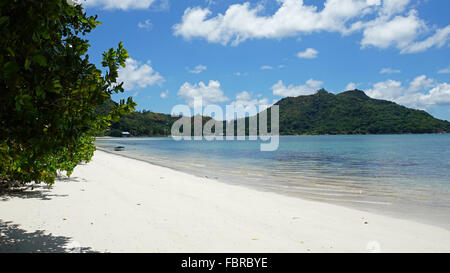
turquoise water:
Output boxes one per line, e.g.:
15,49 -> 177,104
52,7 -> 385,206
96,135 -> 450,228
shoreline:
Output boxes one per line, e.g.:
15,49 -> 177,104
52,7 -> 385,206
1,150 -> 450,252
95,133 -> 450,139
95,142 -> 450,230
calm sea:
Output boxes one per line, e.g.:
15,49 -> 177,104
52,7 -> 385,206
95,135 -> 450,228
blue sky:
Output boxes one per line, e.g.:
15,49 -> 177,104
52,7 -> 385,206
80,0 -> 450,121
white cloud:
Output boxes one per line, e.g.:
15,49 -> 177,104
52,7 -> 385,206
260,65 -> 273,70
272,79 -> 323,97
150,0 -> 169,11
233,91 -> 269,107
138,19 -> 153,30
160,90 -> 169,99
361,11 -> 424,50
381,0 -> 410,17
234,72 -> 248,76
187,65 -> 207,74
358,6 -> 450,54
173,0 -> 448,54
118,58 -> 164,91
408,75 -> 434,92
366,79 -> 405,101
173,0 -> 380,46
400,25 -> 450,54
380,68 -> 401,74
410,83 -> 450,107
366,75 -> 450,109
177,80 -> 229,107
261,65 -> 286,70
345,82 -> 358,90
82,0 -> 156,10
297,48 -> 318,59
438,66 -> 450,74
228,91 -> 270,119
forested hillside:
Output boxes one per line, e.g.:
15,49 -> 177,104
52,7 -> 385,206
99,89 -> 450,136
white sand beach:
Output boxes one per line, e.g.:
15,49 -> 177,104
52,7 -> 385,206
1,150 -> 450,253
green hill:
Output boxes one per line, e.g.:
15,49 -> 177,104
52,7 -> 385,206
98,89 -> 450,136
274,89 -> 450,135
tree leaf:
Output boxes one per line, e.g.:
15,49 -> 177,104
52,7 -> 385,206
33,55 -> 47,66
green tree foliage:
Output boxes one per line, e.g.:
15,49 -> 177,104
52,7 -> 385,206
109,111 -> 176,136
95,99 -> 219,137
0,0 -> 135,188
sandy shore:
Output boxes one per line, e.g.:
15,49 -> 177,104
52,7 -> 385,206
1,150 -> 449,253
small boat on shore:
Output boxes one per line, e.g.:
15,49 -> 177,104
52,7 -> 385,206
114,146 -> 125,151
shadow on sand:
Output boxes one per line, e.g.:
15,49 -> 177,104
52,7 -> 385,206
0,220 -> 97,253
0,176 -> 87,201
0,185 -> 68,201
